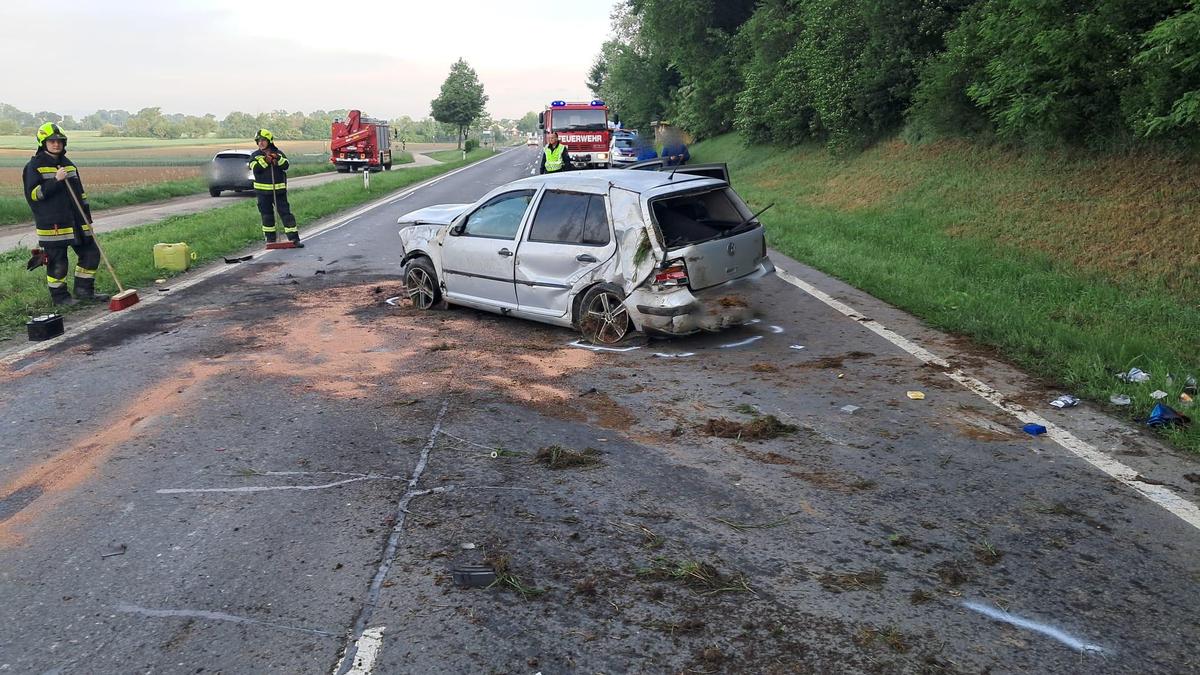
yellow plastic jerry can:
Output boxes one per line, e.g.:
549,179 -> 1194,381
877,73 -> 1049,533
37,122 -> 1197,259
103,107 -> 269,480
153,242 -> 194,271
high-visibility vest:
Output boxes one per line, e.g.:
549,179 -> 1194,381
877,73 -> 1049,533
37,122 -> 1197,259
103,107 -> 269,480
544,144 -> 566,172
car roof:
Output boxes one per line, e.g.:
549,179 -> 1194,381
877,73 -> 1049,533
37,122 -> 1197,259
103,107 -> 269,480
214,149 -> 252,156
504,169 -> 724,196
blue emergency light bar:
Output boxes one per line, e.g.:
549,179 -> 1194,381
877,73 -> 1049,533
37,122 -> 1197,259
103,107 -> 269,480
591,100 -> 605,106
551,100 -> 566,107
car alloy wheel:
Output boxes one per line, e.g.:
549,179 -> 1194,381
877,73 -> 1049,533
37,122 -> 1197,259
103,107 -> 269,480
405,266 -> 437,309
581,287 -> 630,344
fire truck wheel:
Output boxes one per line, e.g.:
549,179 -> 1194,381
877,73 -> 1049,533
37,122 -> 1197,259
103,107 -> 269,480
384,162 -> 393,170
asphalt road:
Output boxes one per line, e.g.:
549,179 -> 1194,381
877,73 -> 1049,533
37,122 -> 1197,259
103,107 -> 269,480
1,145 -> 1198,673
0,153 -> 441,253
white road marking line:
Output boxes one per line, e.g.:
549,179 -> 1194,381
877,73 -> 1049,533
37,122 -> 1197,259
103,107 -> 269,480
567,340 -> 643,352
116,603 -> 336,638
654,352 -> 696,358
718,335 -> 763,349
156,475 -> 396,494
336,401 -> 450,675
963,601 -> 1104,654
1,151 -> 512,368
774,266 -> 1200,532
335,626 -> 386,675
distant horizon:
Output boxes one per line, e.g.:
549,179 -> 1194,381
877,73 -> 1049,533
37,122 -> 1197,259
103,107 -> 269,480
0,1 -> 614,121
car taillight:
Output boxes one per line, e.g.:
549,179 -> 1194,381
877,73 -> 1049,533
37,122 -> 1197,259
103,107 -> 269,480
654,259 -> 689,287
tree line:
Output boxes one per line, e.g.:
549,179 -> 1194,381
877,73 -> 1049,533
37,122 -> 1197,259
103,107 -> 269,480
588,0 -> 1200,151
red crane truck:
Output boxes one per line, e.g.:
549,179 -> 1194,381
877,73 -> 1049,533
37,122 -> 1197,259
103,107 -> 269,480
330,110 -> 392,173
538,100 -> 612,169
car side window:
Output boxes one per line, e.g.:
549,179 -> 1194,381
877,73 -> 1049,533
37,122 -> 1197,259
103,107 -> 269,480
528,192 -> 610,246
462,190 -> 535,239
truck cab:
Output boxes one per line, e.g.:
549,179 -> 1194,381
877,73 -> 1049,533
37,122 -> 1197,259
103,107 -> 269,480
538,100 -> 611,169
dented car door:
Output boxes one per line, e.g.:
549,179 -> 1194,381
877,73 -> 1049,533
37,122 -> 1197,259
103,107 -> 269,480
441,189 -> 535,308
515,190 -> 616,318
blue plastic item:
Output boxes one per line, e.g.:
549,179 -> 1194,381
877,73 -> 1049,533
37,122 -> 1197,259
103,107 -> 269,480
1146,403 -> 1190,428
1022,423 -> 1047,436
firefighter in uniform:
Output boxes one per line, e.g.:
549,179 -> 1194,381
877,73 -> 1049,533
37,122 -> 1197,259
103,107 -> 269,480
538,132 -> 573,174
22,123 -> 109,306
249,129 -> 301,245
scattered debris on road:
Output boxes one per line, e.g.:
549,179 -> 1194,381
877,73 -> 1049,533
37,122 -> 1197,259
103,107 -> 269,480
702,415 -> 797,441
101,542 -> 127,558
906,390 -> 926,400
1117,367 -> 1151,383
1023,423 -> 1048,436
1050,395 -> 1079,408
534,445 -> 603,469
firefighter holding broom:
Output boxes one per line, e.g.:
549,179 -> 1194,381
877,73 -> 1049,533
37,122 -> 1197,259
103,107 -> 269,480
249,129 -> 301,247
22,123 -> 109,306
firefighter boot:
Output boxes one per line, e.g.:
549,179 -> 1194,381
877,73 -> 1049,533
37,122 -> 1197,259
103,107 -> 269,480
74,277 -> 110,303
286,232 -> 304,248
264,231 -> 278,244
50,285 -> 78,306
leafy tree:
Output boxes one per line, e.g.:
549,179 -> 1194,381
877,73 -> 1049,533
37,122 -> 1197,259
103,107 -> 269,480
430,58 -> 489,149
1126,0 -> 1200,139
517,111 -> 539,134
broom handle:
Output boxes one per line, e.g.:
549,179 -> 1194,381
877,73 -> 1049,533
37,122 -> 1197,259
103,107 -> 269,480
63,179 -> 126,293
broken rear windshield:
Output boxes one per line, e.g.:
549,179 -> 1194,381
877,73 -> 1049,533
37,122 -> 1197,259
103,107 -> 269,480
651,188 -> 756,249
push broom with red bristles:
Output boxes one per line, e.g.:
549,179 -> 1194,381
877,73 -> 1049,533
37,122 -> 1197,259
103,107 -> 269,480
64,181 -> 139,311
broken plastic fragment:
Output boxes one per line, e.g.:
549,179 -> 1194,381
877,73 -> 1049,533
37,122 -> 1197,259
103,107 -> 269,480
1146,403 -> 1191,428
840,405 -> 860,414
906,391 -> 926,400
1022,423 -> 1048,436
1117,368 -> 1150,383
1150,390 -> 1168,400
1109,394 -> 1131,406
789,345 -> 806,350
1050,395 -> 1079,409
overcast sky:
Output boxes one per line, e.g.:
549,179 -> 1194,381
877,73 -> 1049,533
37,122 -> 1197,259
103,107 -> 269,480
1,0 -> 615,121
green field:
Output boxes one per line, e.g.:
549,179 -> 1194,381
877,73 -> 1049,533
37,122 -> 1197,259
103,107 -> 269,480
0,132 -> 254,151
0,148 -> 496,342
691,134 -> 1200,452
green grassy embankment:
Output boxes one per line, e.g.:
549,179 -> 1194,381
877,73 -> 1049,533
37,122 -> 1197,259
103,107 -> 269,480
0,148 -> 496,342
690,134 -> 1199,452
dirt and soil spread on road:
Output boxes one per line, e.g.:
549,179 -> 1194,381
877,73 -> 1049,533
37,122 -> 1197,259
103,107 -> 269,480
3,268 -> 1190,673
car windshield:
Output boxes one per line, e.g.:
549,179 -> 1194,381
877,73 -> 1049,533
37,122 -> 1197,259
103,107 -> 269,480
651,188 -> 754,249
614,139 -> 634,148
215,153 -> 247,160
551,109 -> 607,131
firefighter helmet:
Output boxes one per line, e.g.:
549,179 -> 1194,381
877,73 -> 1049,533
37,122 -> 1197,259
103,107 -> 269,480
36,123 -> 68,147
254,128 -> 274,143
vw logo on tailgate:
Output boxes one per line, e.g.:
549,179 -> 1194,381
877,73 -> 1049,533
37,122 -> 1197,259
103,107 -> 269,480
727,242 -> 736,256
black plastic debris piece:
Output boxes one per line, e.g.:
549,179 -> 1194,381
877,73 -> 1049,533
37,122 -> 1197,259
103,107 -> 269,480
452,564 -> 497,588
314,270 -> 326,275
101,543 -> 127,558
224,255 -> 253,264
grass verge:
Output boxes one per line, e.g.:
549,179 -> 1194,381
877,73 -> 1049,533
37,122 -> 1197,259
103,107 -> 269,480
0,148 -> 496,342
427,149 -> 474,162
691,133 -> 1199,452
0,162 -> 336,226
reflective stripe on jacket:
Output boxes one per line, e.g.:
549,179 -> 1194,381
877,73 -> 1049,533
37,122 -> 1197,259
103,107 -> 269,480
249,146 -> 290,190
543,144 -> 566,172
22,150 -> 92,233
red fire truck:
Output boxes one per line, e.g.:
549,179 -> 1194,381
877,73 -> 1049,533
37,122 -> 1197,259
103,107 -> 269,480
330,110 -> 392,173
538,100 -> 612,169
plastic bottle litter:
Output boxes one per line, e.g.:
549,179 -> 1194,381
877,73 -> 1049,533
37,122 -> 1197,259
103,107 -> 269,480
1050,395 -> 1080,409
1022,423 -> 1048,436
1116,368 -> 1151,383
1109,394 -> 1131,406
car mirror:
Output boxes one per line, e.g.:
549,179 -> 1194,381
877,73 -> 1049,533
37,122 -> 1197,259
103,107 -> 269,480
449,222 -> 465,236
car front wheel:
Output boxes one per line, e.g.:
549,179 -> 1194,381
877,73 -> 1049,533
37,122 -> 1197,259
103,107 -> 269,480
208,187 -> 221,197
579,284 -> 630,345
403,257 -> 441,310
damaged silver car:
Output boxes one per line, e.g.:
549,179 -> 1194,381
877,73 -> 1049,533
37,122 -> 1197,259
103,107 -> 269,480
396,168 -> 775,344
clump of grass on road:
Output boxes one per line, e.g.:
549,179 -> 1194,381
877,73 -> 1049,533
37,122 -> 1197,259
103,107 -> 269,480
533,445 -> 603,469
691,133 -> 1200,453
702,415 -> 797,441
0,149 -> 496,341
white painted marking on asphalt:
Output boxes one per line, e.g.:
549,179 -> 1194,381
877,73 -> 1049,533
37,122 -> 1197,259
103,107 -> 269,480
156,475 -> 397,494
718,335 -> 764,349
654,352 -> 696,358
774,265 -> 1200,532
336,401 -> 450,675
116,603 -> 336,638
963,601 -> 1105,654
567,340 -> 643,352
767,325 -> 785,333
335,626 -> 385,675
0,150 -> 513,368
